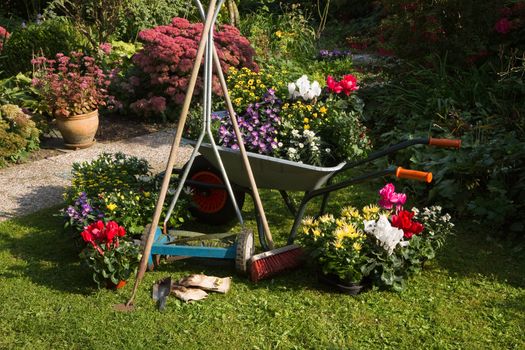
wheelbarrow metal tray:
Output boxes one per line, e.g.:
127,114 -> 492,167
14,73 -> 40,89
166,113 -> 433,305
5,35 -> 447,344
187,140 -> 346,191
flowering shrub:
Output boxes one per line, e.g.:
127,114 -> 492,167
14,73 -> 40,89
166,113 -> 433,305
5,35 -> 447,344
121,17 -> 257,119
299,183 -> 454,291
63,153 -> 190,237
31,52 -> 111,118
0,104 -> 40,168
0,26 -> 9,53
212,68 -> 370,166
79,220 -> 142,287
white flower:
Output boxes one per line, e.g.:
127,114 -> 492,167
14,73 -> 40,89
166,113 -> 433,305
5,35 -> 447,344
311,145 -> 319,151
298,143 -> 304,148
288,147 -> 297,154
288,75 -> 322,101
278,142 -> 283,147
288,82 -> 296,99
363,219 -> 376,234
369,215 -> 405,255
325,148 -> 331,153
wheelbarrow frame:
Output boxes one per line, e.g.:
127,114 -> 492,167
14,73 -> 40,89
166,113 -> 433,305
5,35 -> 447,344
179,137 -> 460,251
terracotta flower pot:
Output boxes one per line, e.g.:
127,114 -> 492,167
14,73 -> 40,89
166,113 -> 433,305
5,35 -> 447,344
56,109 -> 99,149
106,280 -> 127,290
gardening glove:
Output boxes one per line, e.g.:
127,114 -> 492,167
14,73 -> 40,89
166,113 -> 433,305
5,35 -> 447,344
170,285 -> 208,302
178,274 -> 231,294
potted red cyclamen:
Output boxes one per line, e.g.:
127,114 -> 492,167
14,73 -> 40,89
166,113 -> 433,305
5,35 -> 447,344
79,220 -> 141,289
32,52 -> 111,149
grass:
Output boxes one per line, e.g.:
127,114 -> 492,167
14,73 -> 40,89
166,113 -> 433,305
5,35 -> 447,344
0,186 -> 524,349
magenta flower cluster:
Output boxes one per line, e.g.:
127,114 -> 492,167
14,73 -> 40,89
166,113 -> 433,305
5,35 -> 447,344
126,17 -> 257,118
216,89 -> 281,155
0,26 -> 9,53
31,52 -> 110,118
378,183 -> 407,212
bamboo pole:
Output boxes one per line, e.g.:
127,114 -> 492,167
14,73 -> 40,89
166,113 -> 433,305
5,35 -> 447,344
124,0 -> 217,308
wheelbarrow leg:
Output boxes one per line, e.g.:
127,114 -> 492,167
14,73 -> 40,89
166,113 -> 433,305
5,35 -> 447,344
279,190 -> 297,216
287,192 -> 313,245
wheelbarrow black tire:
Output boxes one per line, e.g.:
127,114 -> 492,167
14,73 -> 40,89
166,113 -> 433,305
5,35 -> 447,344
186,155 -> 245,225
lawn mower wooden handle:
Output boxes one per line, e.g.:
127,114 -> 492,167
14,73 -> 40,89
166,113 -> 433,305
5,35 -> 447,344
429,138 -> 461,149
396,167 -> 432,183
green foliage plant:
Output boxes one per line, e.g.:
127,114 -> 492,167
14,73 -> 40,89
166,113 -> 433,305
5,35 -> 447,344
239,3 -> 316,66
1,16 -> 84,75
0,103 -> 39,167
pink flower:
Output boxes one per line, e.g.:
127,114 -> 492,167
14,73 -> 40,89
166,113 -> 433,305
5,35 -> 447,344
378,183 -> 407,211
494,17 -> 512,34
99,42 -> 112,54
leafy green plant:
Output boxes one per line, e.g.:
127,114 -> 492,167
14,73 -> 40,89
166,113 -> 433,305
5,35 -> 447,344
1,16 -> 85,75
240,3 -> 316,65
0,103 -> 39,167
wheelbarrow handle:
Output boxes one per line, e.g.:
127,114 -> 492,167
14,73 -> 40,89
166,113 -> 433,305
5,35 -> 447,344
396,167 -> 432,183
429,138 -> 462,149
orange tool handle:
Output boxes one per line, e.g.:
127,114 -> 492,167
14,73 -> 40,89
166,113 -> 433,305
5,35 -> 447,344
429,138 -> 461,148
396,167 -> 433,183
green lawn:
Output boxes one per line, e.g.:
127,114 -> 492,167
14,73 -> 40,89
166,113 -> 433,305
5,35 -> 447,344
1,187 -> 524,349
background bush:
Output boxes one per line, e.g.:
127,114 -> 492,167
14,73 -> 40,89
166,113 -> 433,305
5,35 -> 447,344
1,17 -> 85,76
361,54 -> 525,239
0,104 -> 39,167
116,17 -> 257,120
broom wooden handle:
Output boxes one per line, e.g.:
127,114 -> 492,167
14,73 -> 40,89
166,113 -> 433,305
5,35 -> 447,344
125,0 -> 217,307
211,46 -> 275,250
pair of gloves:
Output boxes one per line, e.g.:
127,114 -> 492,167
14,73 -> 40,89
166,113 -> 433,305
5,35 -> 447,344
152,274 -> 231,310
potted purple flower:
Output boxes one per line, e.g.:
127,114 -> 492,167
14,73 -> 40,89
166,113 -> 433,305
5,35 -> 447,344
32,51 -> 111,149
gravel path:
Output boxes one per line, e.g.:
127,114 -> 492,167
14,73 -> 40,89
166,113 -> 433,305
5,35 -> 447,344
0,129 -> 193,222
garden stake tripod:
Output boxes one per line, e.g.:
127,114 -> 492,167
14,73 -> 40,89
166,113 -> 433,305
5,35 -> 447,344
119,0 -> 273,311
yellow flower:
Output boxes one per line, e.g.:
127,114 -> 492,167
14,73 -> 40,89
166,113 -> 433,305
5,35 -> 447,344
144,192 -> 150,198
303,117 -> 309,123
334,240 -> 343,249
363,204 -> 380,220
312,228 -> 321,237
319,106 -> 328,114
352,242 -> 362,252
318,213 -> 334,224
341,206 -> 361,219
248,79 -> 254,86
313,113 -> 318,118
302,216 -> 315,227
275,31 -> 283,38
304,124 -> 310,130
306,105 -> 312,111
107,203 -> 117,211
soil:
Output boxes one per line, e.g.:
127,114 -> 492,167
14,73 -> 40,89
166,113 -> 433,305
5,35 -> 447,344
26,114 -> 177,162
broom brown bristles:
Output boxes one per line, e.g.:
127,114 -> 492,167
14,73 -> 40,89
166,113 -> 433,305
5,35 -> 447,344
249,245 -> 305,282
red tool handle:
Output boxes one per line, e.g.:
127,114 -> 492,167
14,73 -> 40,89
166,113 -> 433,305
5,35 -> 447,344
396,167 -> 432,183
429,138 -> 461,149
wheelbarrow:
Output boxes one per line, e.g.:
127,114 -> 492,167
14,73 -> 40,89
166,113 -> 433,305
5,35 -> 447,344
177,137 -> 461,251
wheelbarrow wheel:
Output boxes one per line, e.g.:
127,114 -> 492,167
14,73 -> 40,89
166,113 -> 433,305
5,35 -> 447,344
186,155 -> 245,225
